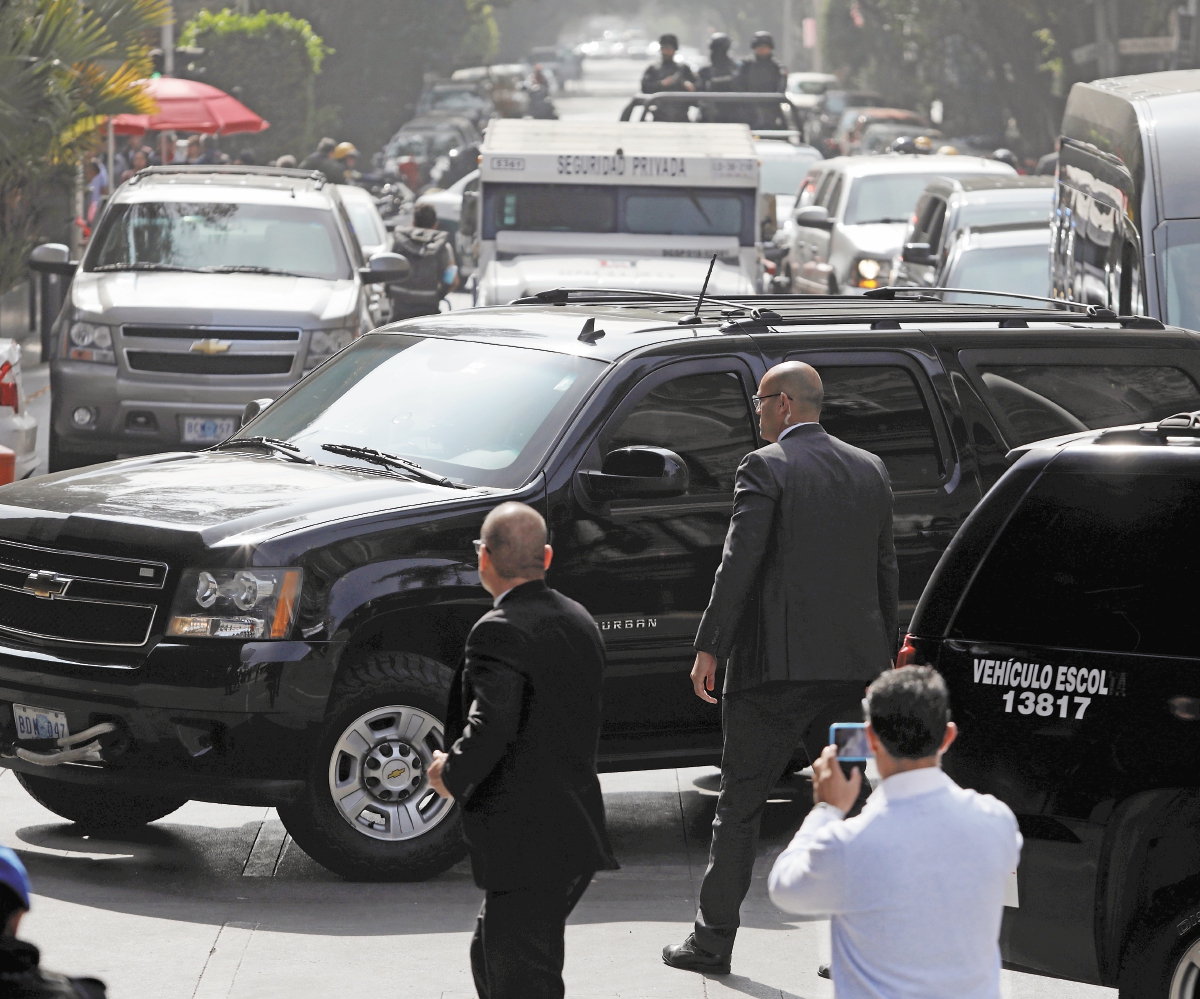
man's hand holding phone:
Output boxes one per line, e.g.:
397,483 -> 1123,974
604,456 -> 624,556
812,744 -> 862,814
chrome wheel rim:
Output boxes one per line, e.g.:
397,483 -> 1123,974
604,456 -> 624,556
1171,937 -> 1200,999
327,704 -> 451,842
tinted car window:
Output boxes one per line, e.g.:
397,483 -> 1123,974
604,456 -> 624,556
815,365 -> 943,488
602,371 -> 756,494
952,470 -> 1200,657
490,184 -> 616,233
625,191 -> 744,237
975,364 -> 1200,445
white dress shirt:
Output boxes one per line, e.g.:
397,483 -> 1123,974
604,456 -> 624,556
768,767 -> 1022,999
776,421 -> 817,442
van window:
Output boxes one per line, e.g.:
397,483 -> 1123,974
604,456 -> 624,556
974,363 -> 1200,445
490,184 -> 616,233
1162,221 -> 1200,333
951,470 -> 1200,657
810,365 -> 944,487
602,371 -> 756,494
625,191 -> 744,237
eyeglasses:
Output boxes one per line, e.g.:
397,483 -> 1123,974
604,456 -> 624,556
752,392 -> 785,412
472,539 -> 486,555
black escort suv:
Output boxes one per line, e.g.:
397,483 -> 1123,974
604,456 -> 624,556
0,290 -> 1197,882
906,411 -> 1200,998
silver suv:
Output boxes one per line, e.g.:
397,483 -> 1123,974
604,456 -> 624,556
42,166 -> 407,470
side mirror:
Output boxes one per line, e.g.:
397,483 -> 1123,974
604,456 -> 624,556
459,189 -> 478,238
902,242 -> 935,265
795,205 -> 832,230
359,252 -> 411,284
577,446 -> 690,501
29,243 -> 77,276
241,397 -> 274,427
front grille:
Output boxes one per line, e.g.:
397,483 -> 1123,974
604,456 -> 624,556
123,325 -> 300,341
126,352 -> 294,375
0,540 -> 165,646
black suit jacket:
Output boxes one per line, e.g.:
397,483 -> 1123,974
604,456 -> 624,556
442,579 -> 618,890
694,424 -> 899,692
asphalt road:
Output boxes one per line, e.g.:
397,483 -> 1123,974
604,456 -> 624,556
5,59 -> 1117,999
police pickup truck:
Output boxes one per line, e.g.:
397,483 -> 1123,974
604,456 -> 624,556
0,290 -> 1196,885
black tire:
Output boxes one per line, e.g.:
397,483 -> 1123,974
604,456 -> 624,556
277,651 -> 467,882
1119,903 -> 1200,999
16,772 -> 186,831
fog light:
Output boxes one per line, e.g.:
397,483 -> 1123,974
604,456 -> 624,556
71,406 -> 95,427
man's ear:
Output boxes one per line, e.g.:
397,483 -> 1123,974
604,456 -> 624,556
543,544 -> 553,571
938,721 -> 958,756
864,721 -> 885,757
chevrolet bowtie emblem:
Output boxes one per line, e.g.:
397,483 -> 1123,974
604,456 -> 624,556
24,570 -> 71,599
190,338 -> 232,355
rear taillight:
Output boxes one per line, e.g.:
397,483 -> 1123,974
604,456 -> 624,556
0,361 -> 19,413
895,634 -> 918,669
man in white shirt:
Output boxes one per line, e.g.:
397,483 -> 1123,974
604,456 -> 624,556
769,666 -> 1021,999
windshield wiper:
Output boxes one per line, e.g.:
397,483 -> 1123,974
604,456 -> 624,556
203,265 -> 307,277
211,436 -> 315,464
849,217 -> 910,225
321,443 -> 467,488
92,262 -> 208,272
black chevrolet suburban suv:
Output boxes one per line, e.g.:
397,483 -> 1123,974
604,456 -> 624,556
0,290 -> 1197,881
905,411 -> 1200,998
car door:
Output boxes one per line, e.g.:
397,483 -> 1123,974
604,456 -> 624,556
784,347 -> 980,631
548,357 -> 762,764
797,171 -> 842,293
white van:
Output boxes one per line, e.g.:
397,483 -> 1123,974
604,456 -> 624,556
471,120 -> 760,305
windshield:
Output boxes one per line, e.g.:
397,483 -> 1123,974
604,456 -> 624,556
944,240 -> 1050,305
625,190 -> 743,236
957,197 -> 1051,231
426,91 -> 487,111
759,154 -> 821,196
88,201 -> 351,279
244,334 -> 605,488
845,173 -> 976,225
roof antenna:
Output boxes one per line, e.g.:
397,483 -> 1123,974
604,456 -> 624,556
679,253 -> 718,325
578,316 -> 605,344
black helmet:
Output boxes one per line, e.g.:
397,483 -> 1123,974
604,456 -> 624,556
659,33 -> 679,50
709,32 -> 731,53
752,31 -> 775,49
992,148 -> 1020,170
890,135 -> 918,155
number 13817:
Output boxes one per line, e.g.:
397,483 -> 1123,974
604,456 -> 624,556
1003,690 -> 1091,719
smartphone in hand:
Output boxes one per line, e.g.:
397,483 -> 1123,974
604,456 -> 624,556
829,722 -> 873,761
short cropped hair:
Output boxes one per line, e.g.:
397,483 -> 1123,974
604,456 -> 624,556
0,885 -> 23,931
866,666 -> 951,759
412,203 -> 438,229
481,502 -> 546,578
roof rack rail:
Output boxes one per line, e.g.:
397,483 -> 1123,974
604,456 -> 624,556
1094,410 -> 1200,445
863,286 -> 1166,328
132,164 -> 328,185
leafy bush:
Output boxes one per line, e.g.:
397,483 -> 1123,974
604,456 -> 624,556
179,9 -> 332,162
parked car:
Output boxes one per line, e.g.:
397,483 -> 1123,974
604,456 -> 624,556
860,123 -> 942,156
906,406 -> 1200,993
786,71 -> 840,112
413,82 -> 495,131
36,165 -> 409,471
786,154 -> 1015,294
938,222 -> 1052,306
338,184 -> 394,324
377,116 -> 481,191
893,174 -> 1053,287
1052,70 -> 1200,325
834,108 -> 930,157
450,65 -> 530,118
0,291 -> 1188,882
756,138 -> 824,289
804,89 -> 885,157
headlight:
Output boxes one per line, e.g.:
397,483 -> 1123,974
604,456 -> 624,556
167,568 -> 303,639
304,328 -> 356,372
65,321 -> 115,363
852,258 -> 887,289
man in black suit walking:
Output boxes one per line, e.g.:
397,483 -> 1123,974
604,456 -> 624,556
663,361 -> 898,976
428,502 -> 617,999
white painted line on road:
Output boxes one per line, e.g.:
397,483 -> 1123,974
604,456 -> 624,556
242,812 -> 290,877
193,921 -> 258,999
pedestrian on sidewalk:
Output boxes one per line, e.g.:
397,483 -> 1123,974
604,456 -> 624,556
427,503 -> 618,999
768,666 -> 1022,998
0,846 -> 107,998
662,360 -> 898,977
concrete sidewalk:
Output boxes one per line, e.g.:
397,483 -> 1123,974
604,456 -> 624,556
1,767 -> 1113,998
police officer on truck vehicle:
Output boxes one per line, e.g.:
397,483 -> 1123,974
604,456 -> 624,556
642,33 -> 697,122
735,31 -> 787,93
699,33 -> 738,92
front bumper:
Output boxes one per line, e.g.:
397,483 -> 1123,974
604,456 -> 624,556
49,360 -> 303,460
0,636 -> 339,805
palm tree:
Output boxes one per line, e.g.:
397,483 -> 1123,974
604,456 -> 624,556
0,0 -> 170,294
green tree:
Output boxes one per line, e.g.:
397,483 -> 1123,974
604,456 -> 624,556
179,8 -> 332,162
0,0 -> 169,294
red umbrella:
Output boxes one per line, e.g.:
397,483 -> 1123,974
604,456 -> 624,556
109,77 -> 269,135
